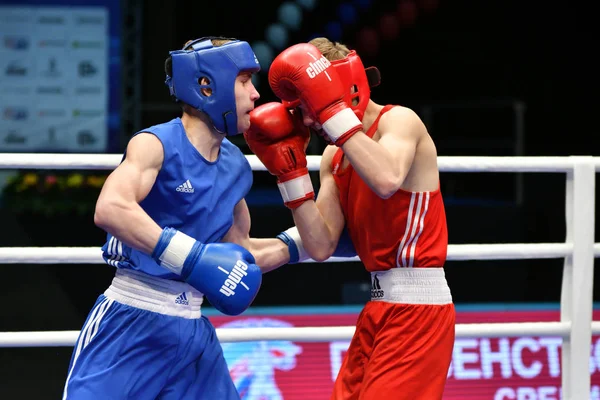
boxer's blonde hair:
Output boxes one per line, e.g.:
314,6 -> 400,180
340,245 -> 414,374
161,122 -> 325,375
308,37 -> 351,61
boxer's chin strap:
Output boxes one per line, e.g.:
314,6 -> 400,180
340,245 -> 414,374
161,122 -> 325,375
276,226 -> 309,264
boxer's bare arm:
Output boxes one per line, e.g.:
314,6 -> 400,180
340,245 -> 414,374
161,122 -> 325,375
94,133 -> 164,254
341,107 -> 424,198
291,145 -> 346,262
222,199 -> 291,273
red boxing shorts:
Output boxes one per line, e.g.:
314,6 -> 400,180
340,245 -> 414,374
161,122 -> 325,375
331,268 -> 455,400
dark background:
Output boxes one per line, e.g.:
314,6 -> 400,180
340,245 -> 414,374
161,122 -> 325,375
0,0 -> 598,397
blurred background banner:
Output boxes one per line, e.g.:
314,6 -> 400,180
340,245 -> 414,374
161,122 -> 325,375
211,305 -> 600,400
0,0 -> 120,153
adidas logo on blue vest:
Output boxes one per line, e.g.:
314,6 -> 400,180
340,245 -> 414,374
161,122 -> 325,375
176,180 -> 194,193
175,292 -> 189,305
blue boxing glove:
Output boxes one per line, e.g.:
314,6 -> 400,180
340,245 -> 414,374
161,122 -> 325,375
151,227 -> 262,316
277,226 -> 357,263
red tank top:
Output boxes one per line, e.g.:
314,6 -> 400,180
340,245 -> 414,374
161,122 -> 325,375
332,105 -> 448,272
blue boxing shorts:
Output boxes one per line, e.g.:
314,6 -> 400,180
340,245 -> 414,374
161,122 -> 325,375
62,269 -> 239,400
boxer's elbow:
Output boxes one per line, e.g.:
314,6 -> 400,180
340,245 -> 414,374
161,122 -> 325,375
309,252 -> 332,263
93,200 -> 115,232
302,229 -> 338,262
305,242 -> 335,263
372,173 -> 403,199
372,180 -> 399,199
94,197 -> 129,233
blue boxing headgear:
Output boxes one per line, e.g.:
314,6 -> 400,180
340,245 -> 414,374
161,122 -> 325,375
165,37 -> 260,135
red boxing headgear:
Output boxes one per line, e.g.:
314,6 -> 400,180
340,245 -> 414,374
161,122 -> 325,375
281,49 -> 380,121
330,50 -> 371,121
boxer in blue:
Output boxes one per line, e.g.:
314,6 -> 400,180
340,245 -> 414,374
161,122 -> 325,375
61,37 -> 296,400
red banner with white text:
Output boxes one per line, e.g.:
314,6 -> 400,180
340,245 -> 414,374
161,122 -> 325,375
210,308 -> 600,400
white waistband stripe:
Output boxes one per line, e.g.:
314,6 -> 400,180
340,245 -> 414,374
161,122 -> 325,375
104,269 -> 204,319
371,268 -> 452,305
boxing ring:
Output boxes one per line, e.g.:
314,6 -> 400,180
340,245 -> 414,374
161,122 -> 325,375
0,154 -> 598,399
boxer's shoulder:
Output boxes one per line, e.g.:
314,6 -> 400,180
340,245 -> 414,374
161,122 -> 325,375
378,106 -> 423,130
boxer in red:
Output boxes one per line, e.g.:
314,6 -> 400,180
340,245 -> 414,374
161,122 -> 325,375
245,37 -> 455,400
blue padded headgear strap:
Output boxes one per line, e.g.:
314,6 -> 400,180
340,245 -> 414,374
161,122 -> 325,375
165,37 -> 260,135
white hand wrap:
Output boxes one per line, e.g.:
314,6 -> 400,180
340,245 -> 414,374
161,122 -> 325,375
277,226 -> 309,264
277,173 -> 314,204
156,230 -> 196,275
321,108 -> 362,144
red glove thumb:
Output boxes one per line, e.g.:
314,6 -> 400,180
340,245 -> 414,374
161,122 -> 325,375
268,45 -> 315,102
248,102 -> 295,141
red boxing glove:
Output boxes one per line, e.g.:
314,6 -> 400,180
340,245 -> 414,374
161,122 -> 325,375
244,102 -> 313,209
268,43 -> 363,146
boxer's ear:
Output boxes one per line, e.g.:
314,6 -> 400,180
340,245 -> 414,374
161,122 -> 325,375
365,67 -> 381,88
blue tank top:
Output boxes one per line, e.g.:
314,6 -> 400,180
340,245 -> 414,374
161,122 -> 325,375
101,117 -> 253,280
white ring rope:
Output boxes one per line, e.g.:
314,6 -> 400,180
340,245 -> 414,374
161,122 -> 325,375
3,243 -> 599,264
4,322 -> 600,348
0,153 -> 597,398
2,153 -> 600,172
